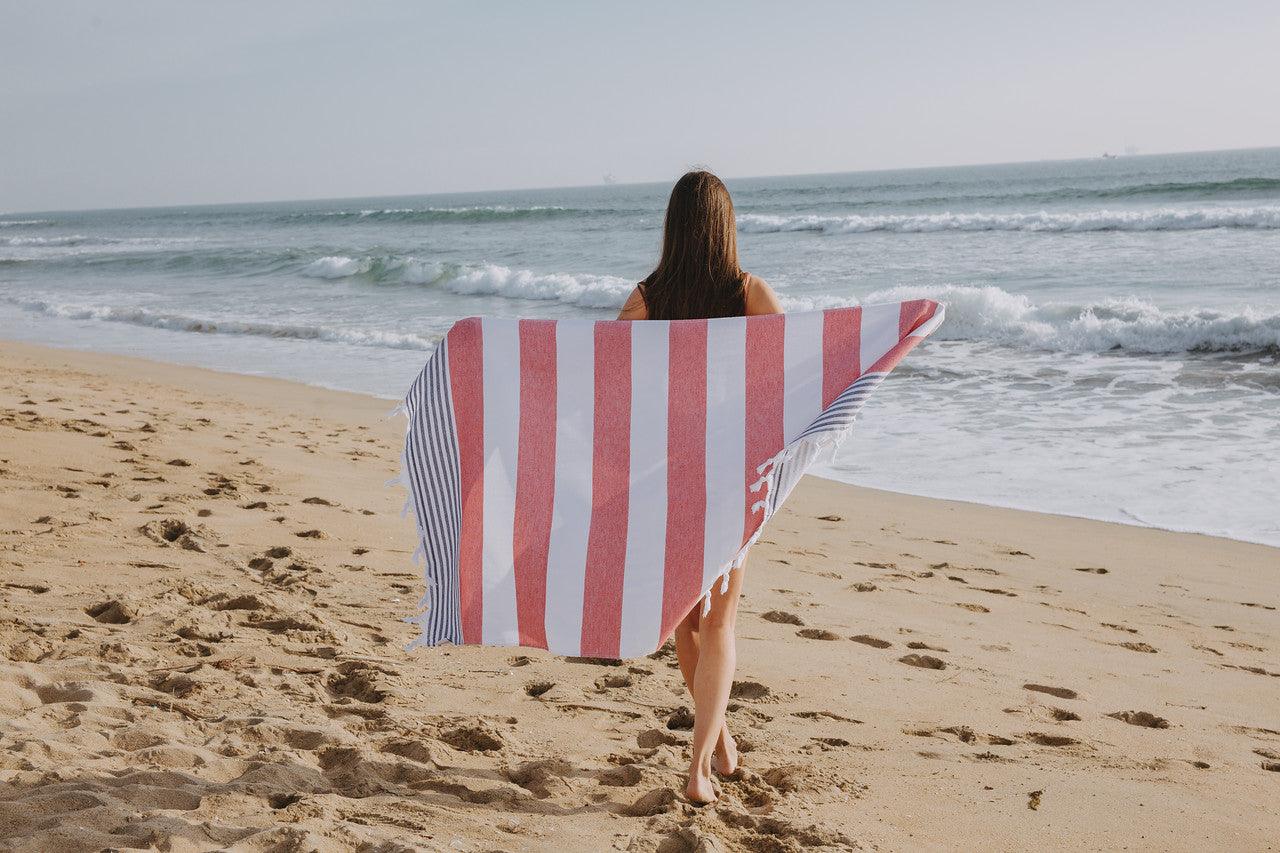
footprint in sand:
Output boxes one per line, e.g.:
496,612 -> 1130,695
761,610 -> 805,625
797,628 -> 840,640
438,722 -> 504,752
326,662 -> 392,704
1023,683 -> 1079,700
1074,567 -> 1109,574
85,599 -> 134,624
1050,708 -> 1081,722
1025,732 -> 1078,747
1117,642 -> 1159,653
665,707 -> 695,730
504,758 -> 575,798
957,603 -> 990,613
595,765 -> 643,787
729,681 -> 771,701
850,635 -> 892,648
898,654 -> 946,670
906,641 -> 949,652
623,788 -> 677,817
295,529 -> 326,539
1108,710 -> 1170,729
139,518 -> 210,552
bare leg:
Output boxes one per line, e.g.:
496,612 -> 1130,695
685,564 -> 745,803
673,594 -> 738,776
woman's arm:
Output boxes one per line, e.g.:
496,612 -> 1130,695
617,285 -> 648,320
744,274 -> 784,316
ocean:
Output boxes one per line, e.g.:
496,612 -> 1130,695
2,148 -> 1278,547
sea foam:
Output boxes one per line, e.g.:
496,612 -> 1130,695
863,284 -> 1280,354
301,255 -> 633,308
738,206 -> 1280,234
5,297 -> 439,351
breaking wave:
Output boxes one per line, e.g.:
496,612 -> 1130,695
7,277 -> 1277,357
737,206 -> 1280,234
301,255 -> 633,308
863,284 -> 1280,355
288,205 -> 586,224
3,297 -> 438,351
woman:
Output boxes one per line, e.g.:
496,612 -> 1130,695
617,170 -> 783,804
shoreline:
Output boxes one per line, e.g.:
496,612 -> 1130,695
2,336 -> 1277,850
4,336 -> 1275,553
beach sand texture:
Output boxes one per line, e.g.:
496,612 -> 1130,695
1,340 -> 1277,852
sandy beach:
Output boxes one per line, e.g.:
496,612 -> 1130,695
1,338 -> 1276,852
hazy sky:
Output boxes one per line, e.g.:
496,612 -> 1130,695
3,1 -> 1278,212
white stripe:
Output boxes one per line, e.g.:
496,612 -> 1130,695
782,311 -> 824,443
701,316 -> 747,592
617,320 -> 670,657
542,320 -> 596,655
859,302 -> 901,371
480,319 -> 521,645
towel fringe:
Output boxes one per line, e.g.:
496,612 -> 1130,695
690,423 -> 856,623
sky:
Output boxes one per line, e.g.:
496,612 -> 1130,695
2,0 -> 1279,212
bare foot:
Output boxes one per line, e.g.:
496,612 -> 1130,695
686,763 -> 717,804
712,725 -> 738,776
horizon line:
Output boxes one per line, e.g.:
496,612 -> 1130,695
6,143 -> 1278,218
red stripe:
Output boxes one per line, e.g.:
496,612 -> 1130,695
580,321 -> 632,658
822,307 -> 862,407
899,299 -> 934,340
659,319 -> 708,642
446,318 -> 484,645
869,300 -> 940,374
513,320 -> 556,650
743,313 -> 785,546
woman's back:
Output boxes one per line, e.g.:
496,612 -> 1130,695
618,272 -> 781,321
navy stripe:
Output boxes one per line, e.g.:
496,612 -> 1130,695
794,373 -> 886,443
404,339 -> 463,645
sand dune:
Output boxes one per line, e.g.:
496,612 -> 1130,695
1,340 -> 1276,852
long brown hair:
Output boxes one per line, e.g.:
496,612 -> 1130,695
640,170 -> 745,320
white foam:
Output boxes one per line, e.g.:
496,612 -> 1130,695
303,256 -> 371,278
442,263 -> 633,308
5,297 -> 438,351
738,206 -> 1280,234
0,219 -> 52,227
300,254 -> 634,308
861,284 -> 1280,354
0,234 -> 94,246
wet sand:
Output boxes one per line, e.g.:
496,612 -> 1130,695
1,339 -> 1277,852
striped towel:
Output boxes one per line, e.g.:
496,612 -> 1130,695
396,300 -> 944,659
